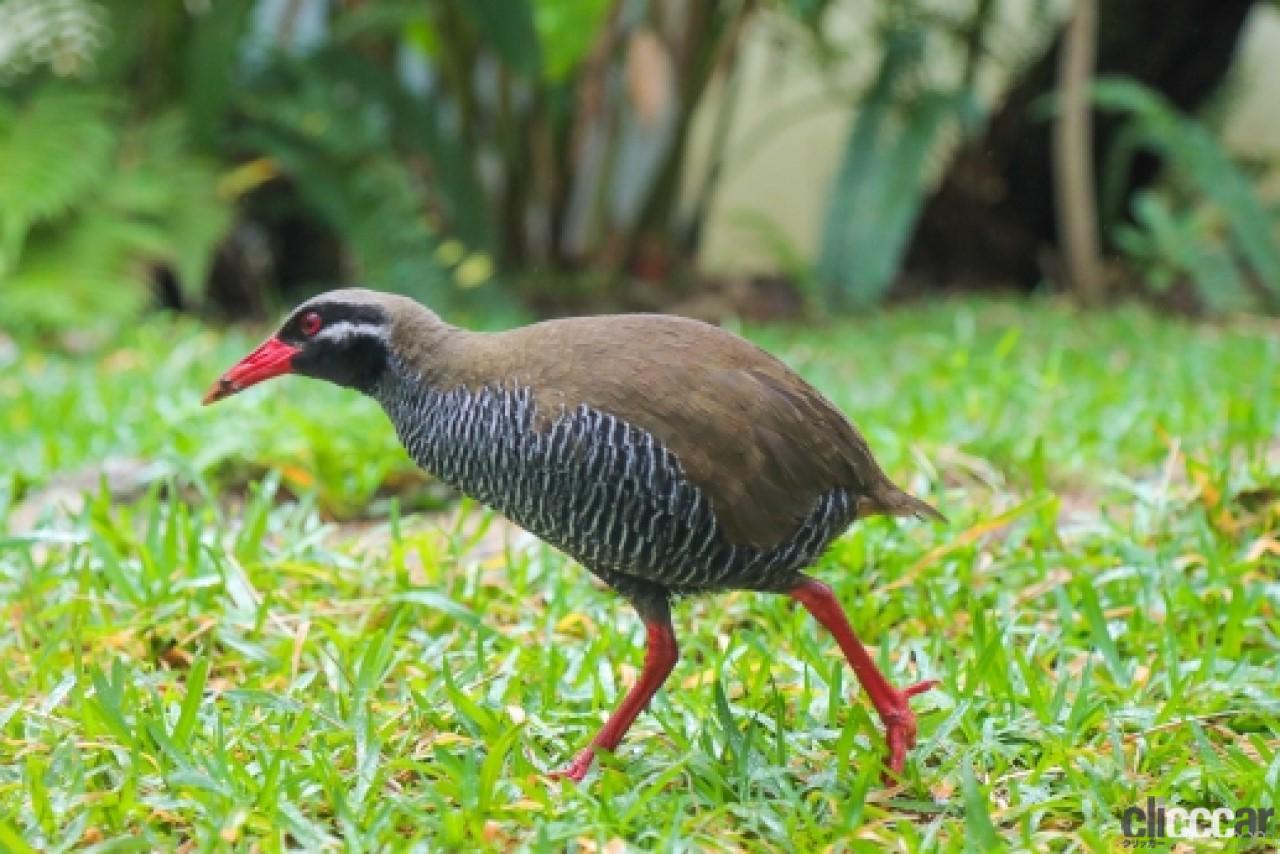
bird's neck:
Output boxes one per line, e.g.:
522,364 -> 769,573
379,304 -> 469,384
371,348 -> 543,505
370,321 -> 502,457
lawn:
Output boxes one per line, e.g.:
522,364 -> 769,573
1,298 -> 1277,851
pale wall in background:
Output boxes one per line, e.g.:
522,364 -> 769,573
690,3 -> 1280,275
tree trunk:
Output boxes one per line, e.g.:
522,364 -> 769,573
1053,0 -> 1103,304
904,0 -> 1258,290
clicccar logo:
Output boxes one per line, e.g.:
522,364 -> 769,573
1120,798 -> 1275,846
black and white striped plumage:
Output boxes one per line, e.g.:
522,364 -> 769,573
376,357 -> 857,603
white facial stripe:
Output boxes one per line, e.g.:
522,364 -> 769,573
316,321 -> 387,345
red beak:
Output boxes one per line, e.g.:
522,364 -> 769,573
202,337 -> 300,405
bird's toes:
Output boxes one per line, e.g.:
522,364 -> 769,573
880,716 -> 918,783
878,681 -> 938,782
903,678 -> 940,699
548,748 -> 596,783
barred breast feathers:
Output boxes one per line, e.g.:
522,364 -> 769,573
373,361 -> 856,593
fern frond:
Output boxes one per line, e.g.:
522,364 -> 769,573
0,95 -> 232,329
0,214 -> 153,329
107,114 -> 232,298
0,88 -> 117,269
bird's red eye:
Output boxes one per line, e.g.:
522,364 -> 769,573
300,312 -> 323,336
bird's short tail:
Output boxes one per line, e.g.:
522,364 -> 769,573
869,487 -> 947,524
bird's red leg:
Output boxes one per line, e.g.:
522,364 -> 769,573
789,577 -> 936,779
552,617 -> 679,782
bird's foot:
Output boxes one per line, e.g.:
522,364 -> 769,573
548,748 -> 596,783
880,679 -> 939,781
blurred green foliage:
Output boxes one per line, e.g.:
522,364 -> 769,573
1,0 -> 803,329
6,0 -> 1054,328
818,24 -> 983,309
0,88 -> 229,329
1096,77 -> 1280,312
0,0 -> 1277,329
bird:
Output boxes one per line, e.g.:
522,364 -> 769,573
203,288 -> 944,782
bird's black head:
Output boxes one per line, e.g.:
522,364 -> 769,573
282,295 -> 392,392
203,289 -> 396,404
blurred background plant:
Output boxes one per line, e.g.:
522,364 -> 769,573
1096,76 -> 1280,313
0,0 -> 1277,334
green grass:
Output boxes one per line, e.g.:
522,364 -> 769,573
1,298 -> 1278,851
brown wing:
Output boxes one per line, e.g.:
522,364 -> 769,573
650,361 -> 882,546
455,314 -> 917,549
